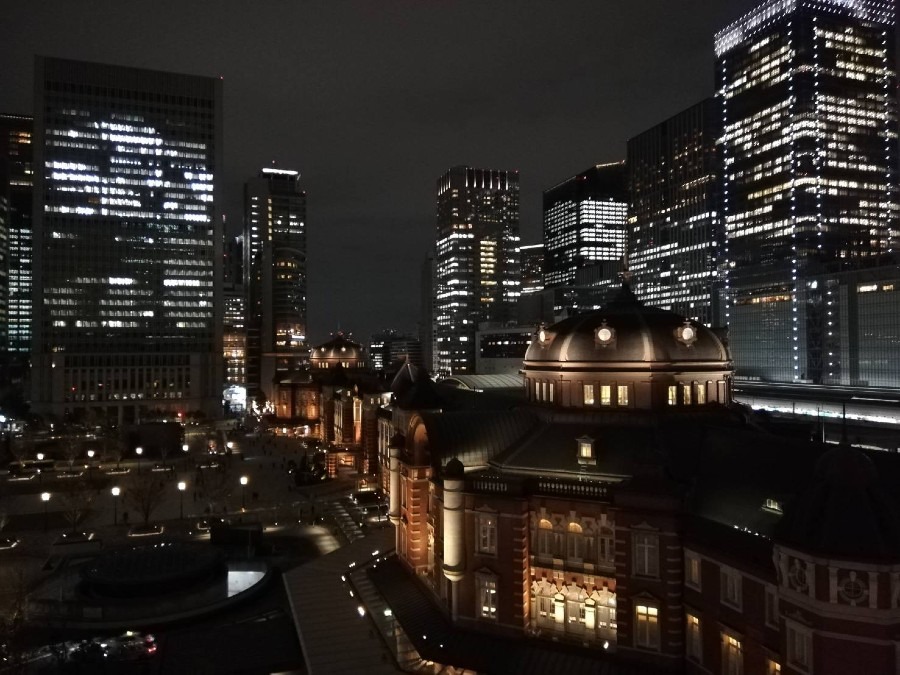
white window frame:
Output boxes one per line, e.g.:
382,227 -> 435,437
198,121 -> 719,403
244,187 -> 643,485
477,574 -> 498,621
600,384 -> 611,405
786,622 -> 812,672
477,514 -> 497,556
667,385 -> 677,405
720,566 -> 743,610
765,585 -> 779,628
583,383 -> 595,405
634,603 -> 659,650
633,532 -> 659,578
617,384 -> 629,406
685,550 -> 702,590
599,527 -> 615,565
566,523 -> 583,561
721,632 -> 743,675
686,613 -> 702,662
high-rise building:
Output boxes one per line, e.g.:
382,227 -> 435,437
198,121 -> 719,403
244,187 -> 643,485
31,57 -> 223,424
628,99 -> 722,326
434,166 -> 520,376
419,250 -> 436,373
542,162 -> 627,289
244,167 -> 307,401
223,235 -> 245,386
519,243 -> 544,295
716,0 -> 898,383
0,114 -> 34,362
368,330 -> 422,373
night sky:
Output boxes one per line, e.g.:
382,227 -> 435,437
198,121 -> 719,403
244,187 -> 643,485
2,0 -> 867,344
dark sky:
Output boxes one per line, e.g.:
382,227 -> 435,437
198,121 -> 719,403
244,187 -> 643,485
1,0 -> 788,343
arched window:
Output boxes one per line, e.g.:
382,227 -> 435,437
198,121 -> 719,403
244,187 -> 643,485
599,526 -> 615,565
537,519 -> 554,556
567,522 -> 583,560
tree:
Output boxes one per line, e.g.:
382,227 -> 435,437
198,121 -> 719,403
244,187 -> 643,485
61,437 -> 81,472
0,564 -> 34,669
58,479 -> 95,533
125,472 -> 166,527
200,465 -> 233,515
104,429 -> 126,469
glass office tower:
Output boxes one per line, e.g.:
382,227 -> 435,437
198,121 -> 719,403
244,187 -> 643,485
716,0 -> 898,383
31,57 -> 223,423
0,114 -> 34,360
243,167 -> 307,400
627,99 -> 721,326
435,166 -> 520,376
542,163 -> 627,289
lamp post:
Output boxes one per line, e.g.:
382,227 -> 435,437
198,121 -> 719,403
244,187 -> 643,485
135,446 -> 143,474
87,449 -> 95,480
178,481 -> 186,520
36,453 -> 45,484
41,492 -> 51,531
182,443 -> 189,470
240,475 -> 248,510
111,486 -> 120,525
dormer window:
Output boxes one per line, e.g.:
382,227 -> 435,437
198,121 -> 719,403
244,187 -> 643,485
763,498 -> 783,514
577,436 -> 596,465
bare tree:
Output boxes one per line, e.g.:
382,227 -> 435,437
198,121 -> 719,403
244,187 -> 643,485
61,437 -> 81,472
125,472 -> 166,527
201,465 -> 233,515
58,479 -> 95,533
0,564 -> 33,669
105,429 -> 125,469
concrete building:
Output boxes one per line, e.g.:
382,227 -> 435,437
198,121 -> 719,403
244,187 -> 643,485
716,0 -> 898,383
434,166 -> 521,376
244,167 -> 308,401
30,57 -> 223,423
628,99 -> 721,326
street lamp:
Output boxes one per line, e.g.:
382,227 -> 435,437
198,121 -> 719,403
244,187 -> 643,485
135,446 -> 143,474
41,492 -> 51,531
87,449 -> 95,480
36,452 -> 45,484
178,481 -> 186,520
240,475 -> 248,510
182,443 -> 189,470
111,486 -> 121,525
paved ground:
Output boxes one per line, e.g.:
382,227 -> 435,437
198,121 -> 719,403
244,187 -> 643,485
0,424 -> 374,673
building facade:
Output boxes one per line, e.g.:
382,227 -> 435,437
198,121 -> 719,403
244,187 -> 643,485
519,242 -> 544,295
368,330 -> 423,373
30,57 -> 223,423
543,163 -> 627,289
0,114 -> 34,363
716,0 -> 898,383
381,285 -> 900,674
223,235 -> 245,387
434,166 -> 521,376
628,99 -> 721,326
244,167 -> 308,401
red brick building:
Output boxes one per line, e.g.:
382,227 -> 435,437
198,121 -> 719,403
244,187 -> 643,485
383,286 -> 900,673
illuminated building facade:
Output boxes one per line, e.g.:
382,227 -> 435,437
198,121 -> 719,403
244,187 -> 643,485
223,235 -> 245,386
627,99 -> 721,326
519,243 -> 544,295
434,166 -> 520,376
716,0 -> 898,383
369,330 -> 422,373
0,114 -> 34,360
244,167 -> 308,401
379,287 -> 900,674
31,57 -> 223,423
542,163 -> 627,289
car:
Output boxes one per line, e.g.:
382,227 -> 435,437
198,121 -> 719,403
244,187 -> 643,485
54,531 -> 95,545
0,537 -> 20,550
127,524 -> 164,538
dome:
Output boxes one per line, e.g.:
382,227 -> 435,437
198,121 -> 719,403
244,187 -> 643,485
524,285 -> 730,367
775,444 -> 900,560
310,332 -> 365,370
522,284 -> 733,411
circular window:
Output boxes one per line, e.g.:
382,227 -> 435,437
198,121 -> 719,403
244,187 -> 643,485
538,329 -> 547,343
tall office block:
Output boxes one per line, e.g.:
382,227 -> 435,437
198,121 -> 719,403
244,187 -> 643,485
542,163 -> 627,289
244,167 -> 307,401
520,243 -> 544,295
716,0 -> 898,383
223,235 -> 245,386
0,114 -> 34,361
434,166 -> 520,376
31,57 -> 223,423
419,250 -> 436,373
627,99 -> 721,326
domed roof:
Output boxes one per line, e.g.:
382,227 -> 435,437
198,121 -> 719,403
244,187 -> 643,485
775,444 -> 900,560
524,285 -> 730,368
310,332 -> 364,365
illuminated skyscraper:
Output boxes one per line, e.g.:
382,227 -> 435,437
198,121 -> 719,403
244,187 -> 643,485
0,114 -> 34,360
31,57 -> 223,423
627,99 -> 721,325
244,167 -> 307,400
542,163 -> 627,288
223,235 -> 245,386
716,0 -> 898,383
520,243 -> 544,295
434,166 -> 520,376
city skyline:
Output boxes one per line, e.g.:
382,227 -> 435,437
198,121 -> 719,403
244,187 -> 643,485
0,0 -> 808,342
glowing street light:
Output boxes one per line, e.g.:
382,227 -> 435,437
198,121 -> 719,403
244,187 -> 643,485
178,481 -> 186,520
111,486 -> 121,525
41,492 -> 51,531
135,446 -> 143,474
240,475 -> 248,510
87,449 -> 95,480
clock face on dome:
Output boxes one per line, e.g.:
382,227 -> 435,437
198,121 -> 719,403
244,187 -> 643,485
675,322 -> 698,346
681,326 -> 694,341
595,323 -> 615,345
538,329 -> 547,343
